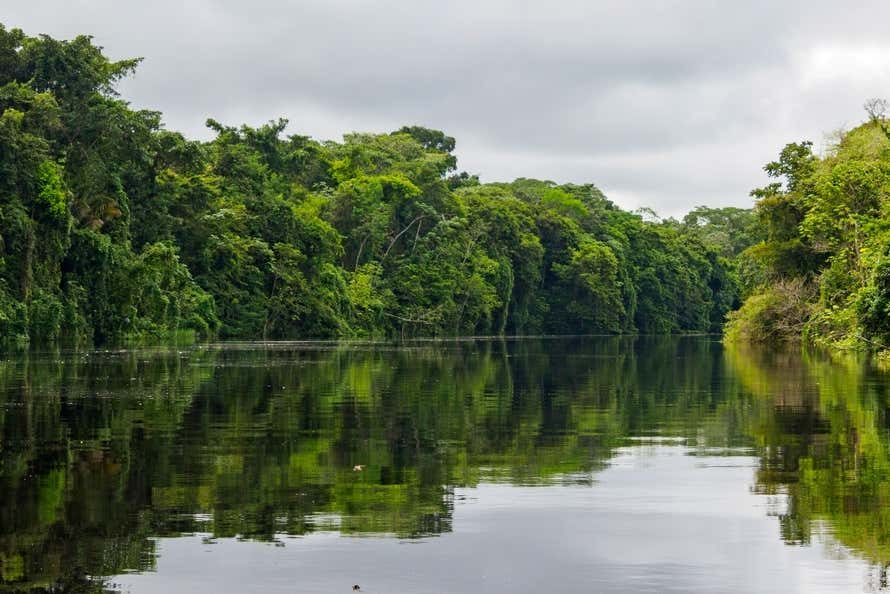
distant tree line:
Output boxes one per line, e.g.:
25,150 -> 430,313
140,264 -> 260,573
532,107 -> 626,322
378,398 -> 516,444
0,25 -> 757,345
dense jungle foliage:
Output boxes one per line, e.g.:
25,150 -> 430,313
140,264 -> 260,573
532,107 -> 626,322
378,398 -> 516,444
0,26 -> 754,345
726,99 -> 890,351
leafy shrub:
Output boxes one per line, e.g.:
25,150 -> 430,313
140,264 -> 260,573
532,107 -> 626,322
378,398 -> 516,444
725,278 -> 816,343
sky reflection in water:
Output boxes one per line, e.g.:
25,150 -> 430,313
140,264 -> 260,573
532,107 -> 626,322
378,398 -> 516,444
1,337 -> 889,592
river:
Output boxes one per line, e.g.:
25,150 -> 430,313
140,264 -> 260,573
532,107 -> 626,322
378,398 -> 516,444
1,337 -> 888,592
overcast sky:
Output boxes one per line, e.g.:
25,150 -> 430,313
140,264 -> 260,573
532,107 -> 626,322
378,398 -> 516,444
5,1 -> 890,216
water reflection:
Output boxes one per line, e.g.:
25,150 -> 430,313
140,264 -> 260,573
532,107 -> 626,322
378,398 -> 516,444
1,337 -> 889,591
727,344 -> 890,589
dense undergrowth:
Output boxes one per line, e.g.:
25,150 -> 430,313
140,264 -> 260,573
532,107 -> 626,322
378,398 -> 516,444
726,105 -> 890,354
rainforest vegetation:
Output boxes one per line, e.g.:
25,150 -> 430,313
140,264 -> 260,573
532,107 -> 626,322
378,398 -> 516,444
0,25 -> 759,345
726,99 -> 890,350
6,24 -> 890,351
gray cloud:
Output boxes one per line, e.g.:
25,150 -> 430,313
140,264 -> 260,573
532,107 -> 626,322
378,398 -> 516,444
5,0 -> 890,216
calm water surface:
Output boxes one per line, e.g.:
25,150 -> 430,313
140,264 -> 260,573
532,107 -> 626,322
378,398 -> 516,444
2,337 -> 890,592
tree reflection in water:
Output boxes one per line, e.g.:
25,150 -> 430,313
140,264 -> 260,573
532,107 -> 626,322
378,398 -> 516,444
2,337 -> 890,591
